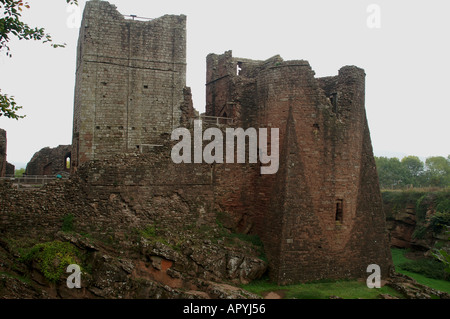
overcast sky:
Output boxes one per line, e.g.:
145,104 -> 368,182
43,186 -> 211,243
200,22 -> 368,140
0,0 -> 449,168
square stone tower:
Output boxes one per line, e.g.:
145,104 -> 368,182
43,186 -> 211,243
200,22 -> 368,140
0,128 -> 6,177
72,0 -> 188,170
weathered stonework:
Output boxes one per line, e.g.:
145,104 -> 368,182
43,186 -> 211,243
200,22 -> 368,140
72,0 -> 192,170
5,162 -> 14,177
25,145 -> 72,176
0,129 -> 6,177
1,0 -> 393,288
206,51 -> 393,284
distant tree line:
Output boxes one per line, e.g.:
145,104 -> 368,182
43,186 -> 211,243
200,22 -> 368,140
375,155 -> 450,189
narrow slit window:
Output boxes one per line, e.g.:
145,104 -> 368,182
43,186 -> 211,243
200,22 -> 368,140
336,199 -> 344,223
64,152 -> 72,170
65,157 -> 71,169
237,62 -> 243,76
330,93 -> 338,113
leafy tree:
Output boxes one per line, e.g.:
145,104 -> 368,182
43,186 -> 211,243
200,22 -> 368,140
375,156 -> 408,189
14,167 -> 25,177
0,0 -> 78,119
425,156 -> 450,187
401,155 -> 424,187
376,155 -> 450,189
432,231 -> 450,274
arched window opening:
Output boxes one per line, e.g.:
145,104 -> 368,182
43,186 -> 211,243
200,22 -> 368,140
64,152 -> 72,170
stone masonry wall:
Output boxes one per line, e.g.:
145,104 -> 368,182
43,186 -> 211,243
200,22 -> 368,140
206,51 -> 393,284
25,145 -> 72,176
0,129 -> 6,178
72,0 -> 189,170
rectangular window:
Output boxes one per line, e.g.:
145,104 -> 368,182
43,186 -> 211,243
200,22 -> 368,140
336,199 -> 344,223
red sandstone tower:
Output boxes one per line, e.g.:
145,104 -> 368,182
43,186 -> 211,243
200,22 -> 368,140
206,51 -> 393,284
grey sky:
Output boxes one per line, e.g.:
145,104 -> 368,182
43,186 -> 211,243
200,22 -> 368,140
0,0 -> 449,168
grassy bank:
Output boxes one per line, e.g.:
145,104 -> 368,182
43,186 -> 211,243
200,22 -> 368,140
242,248 -> 450,298
391,248 -> 450,294
242,277 -> 402,299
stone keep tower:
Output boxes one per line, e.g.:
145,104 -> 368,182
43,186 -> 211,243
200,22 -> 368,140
206,51 -> 393,284
0,129 -> 6,177
72,0 -> 187,170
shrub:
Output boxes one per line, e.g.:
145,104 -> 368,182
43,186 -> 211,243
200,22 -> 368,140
20,241 -> 80,283
61,214 -> 75,233
139,225 -> 157,238
399,257 -> 450,281
429,212 -> 450,234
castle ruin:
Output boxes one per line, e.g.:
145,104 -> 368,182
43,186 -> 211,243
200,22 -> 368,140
0,129 -> 14,178
71,0 -> 392,284
0,129 -> 7,177
72,0 -> 191,169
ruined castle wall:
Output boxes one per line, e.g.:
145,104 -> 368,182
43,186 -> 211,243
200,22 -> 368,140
76,147 -> 217,231
72,0 -> 188,169
25,145 -> 72,176
6,163 -> 14,177
0,149 -> 216,239
0,129 -> 6,178
206,51 -> 392,284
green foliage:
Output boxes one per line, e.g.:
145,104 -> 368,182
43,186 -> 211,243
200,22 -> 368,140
399,257 -> 449,281
0,91 -> 24,119
392,248 -> 450,293
412,225 -> 428,239
61,214 -> 75,233
14,167 -> 25,177
20,241 -> 80,283
0,0 -> 78,119
425,157 -> 450,187
375,156 -> 407,189
429,212 -> 450,234
241,277 -> 403,299
375,155 -> 450,189
138,225 -> 157,239
436,198 -> 450,214
433,250 -> 450,274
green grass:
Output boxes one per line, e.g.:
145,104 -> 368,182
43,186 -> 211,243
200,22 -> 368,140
391,248 -> 450,294
242,249 -> 450,299
242,277 -> 403,299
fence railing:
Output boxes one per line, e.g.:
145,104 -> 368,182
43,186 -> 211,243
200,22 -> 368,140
190,115 -> 234,126
0,175 -> 68,189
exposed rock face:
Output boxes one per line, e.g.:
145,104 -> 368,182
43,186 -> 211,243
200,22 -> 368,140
384,191 -> 450,252
387,204 -> 417,249
387,272 -> 450,299
25,145 -> 71,176
0,171 -> 267,299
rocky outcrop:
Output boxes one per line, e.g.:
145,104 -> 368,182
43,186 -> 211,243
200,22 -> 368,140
0,173 -> 267,299
387,272 -> 450,299
386,204 -> 417,249
0,228 -> 266,299
384,190 -> 450,252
